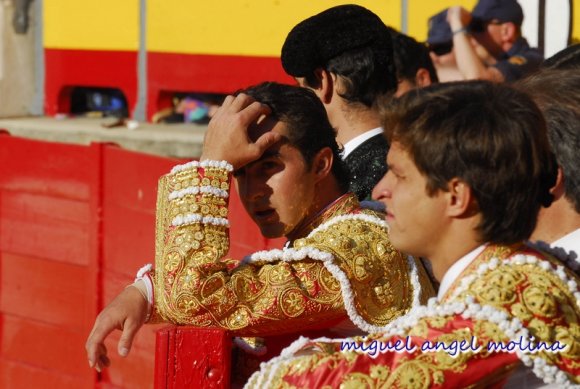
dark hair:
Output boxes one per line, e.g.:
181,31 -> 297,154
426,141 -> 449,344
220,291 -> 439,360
241,82 -> 350,192
303,44 -> 397,108
390,29 -> 439,85
281,4 -> 397,107
517,69 -> 580,212
542,44 -> 580,70
383,81 -> 556,244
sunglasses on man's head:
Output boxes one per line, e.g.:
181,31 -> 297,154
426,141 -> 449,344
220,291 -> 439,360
429,42 -> 453,56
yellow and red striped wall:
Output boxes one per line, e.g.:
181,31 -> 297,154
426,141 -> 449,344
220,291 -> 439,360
43,0 -> 580,120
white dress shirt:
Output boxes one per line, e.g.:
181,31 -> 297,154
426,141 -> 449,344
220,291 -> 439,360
552,228 -> 580,260
341,127 -> 383,159
437,245 -> 486,301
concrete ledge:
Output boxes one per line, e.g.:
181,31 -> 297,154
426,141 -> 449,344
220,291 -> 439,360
0,117 -> 207,158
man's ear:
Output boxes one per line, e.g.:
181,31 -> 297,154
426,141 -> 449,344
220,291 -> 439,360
309,68 -> 324,90
414,68 -> 433,88
550,167 -> 566,200
317,69 -> 335,104
446,178 -> 474,217
311,147 -> 334,182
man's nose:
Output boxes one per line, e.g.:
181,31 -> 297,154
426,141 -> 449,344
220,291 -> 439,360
238,174 -> 266,202
372,171 -> 392,201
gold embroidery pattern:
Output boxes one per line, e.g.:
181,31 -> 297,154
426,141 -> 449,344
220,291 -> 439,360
452,246 -> 580,373
261,322 -> 496,389
247,245 -> 580,388
297,214 -> 422,327
153,166 -> 431,334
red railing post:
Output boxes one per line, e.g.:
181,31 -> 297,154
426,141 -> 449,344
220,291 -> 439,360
155,327 -> 232,389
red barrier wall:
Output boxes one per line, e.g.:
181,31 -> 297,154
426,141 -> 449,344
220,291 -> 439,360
44,49 -> 139,117
146,53 -> 292,121
44,49 -> 293,120
0,132 -> 283,388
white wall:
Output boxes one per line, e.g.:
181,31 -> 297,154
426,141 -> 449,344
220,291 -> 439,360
520,0 -> 572,58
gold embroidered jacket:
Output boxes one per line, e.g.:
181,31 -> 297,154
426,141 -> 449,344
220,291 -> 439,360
246,244 -> 580,388
149,163 -> 434,336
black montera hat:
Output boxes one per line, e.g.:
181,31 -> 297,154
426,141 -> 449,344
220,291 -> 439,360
281,4 -> 395,78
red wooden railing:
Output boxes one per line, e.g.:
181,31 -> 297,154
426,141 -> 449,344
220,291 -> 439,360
155,328 -> 232,389
0,132 -> 282,388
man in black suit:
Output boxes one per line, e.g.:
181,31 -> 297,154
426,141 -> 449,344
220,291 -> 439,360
281,5 -> 397,200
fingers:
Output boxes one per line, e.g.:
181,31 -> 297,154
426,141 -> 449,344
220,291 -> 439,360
252,131 -> 282,157
228,93 -> 255,112
91,343 -> 110,373
221,94 -> 235,108
238,101 -> 271,127
201,92 -> 276,169
447,6 -> 458,21
219,94 -> 271,122
86,316 -> 140,371
219,93 -> 254,115
213,95 -> 235,119
117,321 -> 140,358
86,286 -> 148,371
86,315 -> 116,371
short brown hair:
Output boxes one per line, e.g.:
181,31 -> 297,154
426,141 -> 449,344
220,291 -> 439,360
383,81 -> 556,244
517,69 -> 580,212
241,82 -> 350,192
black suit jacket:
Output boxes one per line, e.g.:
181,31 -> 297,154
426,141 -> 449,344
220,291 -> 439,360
343,133 -> 389,201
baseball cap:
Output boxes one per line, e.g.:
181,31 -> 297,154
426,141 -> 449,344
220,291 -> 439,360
472,0 -> 524,26
427,9 -> 452,45
427,9 -> 453,55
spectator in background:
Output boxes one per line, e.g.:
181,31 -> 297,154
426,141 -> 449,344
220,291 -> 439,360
427,7 -> 508,82
281,5 -> 397,201
427,9 -> 464,82
519,68 -> 580,259
448,0 -> 542,82
389,29 -> 439,96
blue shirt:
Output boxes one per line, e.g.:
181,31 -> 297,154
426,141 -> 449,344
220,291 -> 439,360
494,38 -> 543,82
